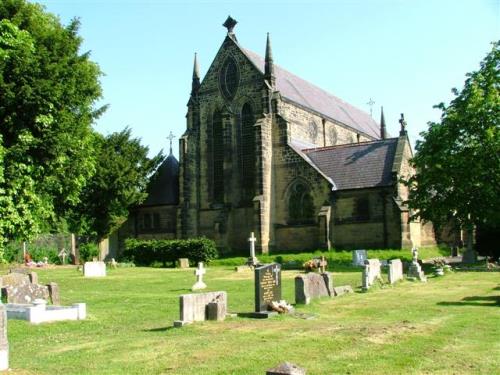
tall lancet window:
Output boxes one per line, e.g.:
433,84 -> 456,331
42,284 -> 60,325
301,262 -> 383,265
240,103 -> 256,204
212,110 -> 224,203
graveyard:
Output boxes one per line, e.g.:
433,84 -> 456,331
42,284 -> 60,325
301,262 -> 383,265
2,250 -> 499,374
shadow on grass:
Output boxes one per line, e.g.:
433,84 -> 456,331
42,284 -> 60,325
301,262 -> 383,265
143,326 -> 176,332
437,295 -> 500,307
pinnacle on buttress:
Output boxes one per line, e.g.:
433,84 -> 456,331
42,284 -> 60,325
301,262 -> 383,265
191,52 -> 200,96
265,33 -> 276,87
380,106 -> 387,139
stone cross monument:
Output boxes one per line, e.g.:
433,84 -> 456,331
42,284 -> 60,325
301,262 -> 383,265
192,262 -> 207,291
247,232 -> 259,267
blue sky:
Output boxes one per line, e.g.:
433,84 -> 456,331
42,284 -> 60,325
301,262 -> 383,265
34,0 -> 499,158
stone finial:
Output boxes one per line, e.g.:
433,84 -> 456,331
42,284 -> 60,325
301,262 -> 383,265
265,33 -> 276,87
380,106 -> 387,139
191,53 -> 200,96
399,113 -> 407,136
167,131 -> 176,156
223,16 -> 237,35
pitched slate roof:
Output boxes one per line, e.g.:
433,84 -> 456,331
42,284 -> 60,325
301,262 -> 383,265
302,138 -> 399,190
141,154 -> 179,206
241,48 -> 380,139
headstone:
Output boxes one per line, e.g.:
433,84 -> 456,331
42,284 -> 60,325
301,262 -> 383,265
47,282 -> 60,305
0,304 -> 8,371
266,362 -> 306,375
295,272 -> 333,304
206,301 -> 226,321
255,263 -> 281,314
1,273 -> 49,304
174,291 -> 227,326
407,247 -> 427,282
191,262 -> 207,291
362,259 -> 381,290
177,258 -> 190,269
247,232 -> 259,267
388,259 -> 403,284
352,249 -> 368,266
28,271 -> 38,285
83,261 -> 106,277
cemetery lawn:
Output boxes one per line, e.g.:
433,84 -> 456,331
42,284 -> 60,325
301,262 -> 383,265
6,262 -> 499,374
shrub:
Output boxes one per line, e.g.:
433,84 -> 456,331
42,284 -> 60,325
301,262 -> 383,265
123,238 -> 218,267
79,243 -> 99,262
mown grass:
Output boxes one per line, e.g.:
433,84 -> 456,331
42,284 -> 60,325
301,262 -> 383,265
4,252 -> 499,374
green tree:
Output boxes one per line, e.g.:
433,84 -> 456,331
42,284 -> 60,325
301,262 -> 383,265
405,41 -> 500,263
0,1 -> 104,250
70,128 -> 163,242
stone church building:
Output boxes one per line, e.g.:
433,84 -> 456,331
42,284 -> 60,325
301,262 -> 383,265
110,17 -> 436,257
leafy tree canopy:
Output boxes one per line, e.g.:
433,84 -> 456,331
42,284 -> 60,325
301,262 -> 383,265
406,41 -> 499,250
0,0 -> 104,245
70,128 -> 164,242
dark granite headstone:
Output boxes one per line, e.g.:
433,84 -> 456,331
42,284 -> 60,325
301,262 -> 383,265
255,263 -> 281,313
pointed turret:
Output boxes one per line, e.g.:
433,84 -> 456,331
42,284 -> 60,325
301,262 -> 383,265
380,106 -> 387,139
191,53 -> 200,97
264,33 -> 276,87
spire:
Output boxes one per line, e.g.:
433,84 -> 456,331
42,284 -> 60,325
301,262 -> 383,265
223,16 -> 238,40
380,106 -> 387,139
191,53 -> 200,96
264,33 -> 275,87
399,113 -> 407,136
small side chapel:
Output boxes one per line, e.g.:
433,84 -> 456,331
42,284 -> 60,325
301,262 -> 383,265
111,17 -> 437,257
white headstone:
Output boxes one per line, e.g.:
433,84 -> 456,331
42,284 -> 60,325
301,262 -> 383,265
83,261 -> 106,277
191,262 -> 207,291
362,259 -> 382,290
388,259 -> 404,284
0,303 -> 8,371
352,249 -> 368,266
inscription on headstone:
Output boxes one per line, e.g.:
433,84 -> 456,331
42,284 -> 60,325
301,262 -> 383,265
255,264 -> 281,313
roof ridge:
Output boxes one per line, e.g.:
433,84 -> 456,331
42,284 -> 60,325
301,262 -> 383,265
302,137 -> 398,153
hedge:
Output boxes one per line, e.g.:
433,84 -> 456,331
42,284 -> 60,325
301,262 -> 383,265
123,238 -> 218,267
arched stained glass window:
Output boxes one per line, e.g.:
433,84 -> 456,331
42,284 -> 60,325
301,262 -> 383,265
288,182 -> 315,225
212,110 -> 224,203
240,103 -> 256,203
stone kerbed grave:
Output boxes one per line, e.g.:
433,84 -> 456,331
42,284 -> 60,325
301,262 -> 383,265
266,362 -> 306,375
177,258 -> 189,268
6,300 -> 86,324
174,291 -> 227,327
388,259 -> 404,284
83,261 -> 106,277
0,304 -> 8,371
295,272 -> 333,305
1,272 -> 59,305
332,285 -> 354,296
362,259 -> 382,291
352,249 -> 368,266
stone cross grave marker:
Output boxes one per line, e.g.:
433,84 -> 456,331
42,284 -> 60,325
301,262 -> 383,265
58,248 -> 67,264
247,232 -> 259,267
318,256 -> 328,273
254,263 -> 281,314
192,262 -> 207,291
